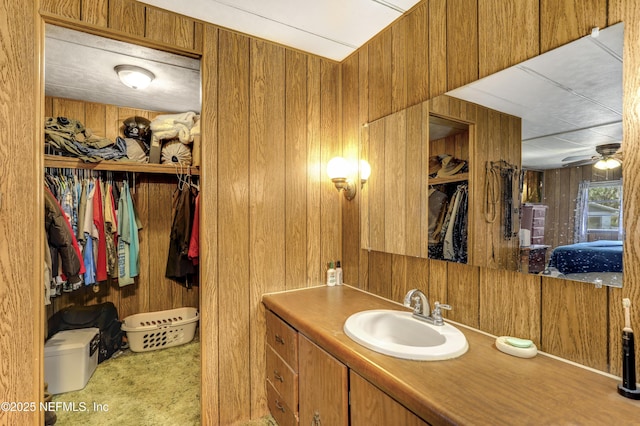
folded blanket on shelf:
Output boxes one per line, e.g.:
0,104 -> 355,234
150,111 -> 197,144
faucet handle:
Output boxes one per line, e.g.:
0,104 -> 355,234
433,301 -> 451,312
432,301 -> 451,325
409,295 -> 423,314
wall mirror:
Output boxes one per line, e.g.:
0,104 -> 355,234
362,22 -> 623,288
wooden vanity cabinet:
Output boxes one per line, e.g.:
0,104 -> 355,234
265,308 -> 424,426
298,335 -> 349,426
265,311 -> 348,426
265,310 -> 299,426
350,372 -> 429,426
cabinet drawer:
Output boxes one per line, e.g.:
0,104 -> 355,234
532,217 -> 545,227
532,206 -> 547,217
267,380 -> 298,426
266,310 -> 298,368
266,345 -> 298,409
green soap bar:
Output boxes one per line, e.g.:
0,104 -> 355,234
506,337 -> 533,348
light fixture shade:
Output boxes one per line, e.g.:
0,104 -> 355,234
593,159 -> 607,170
360,159 -> 371,181
594,157 -> 621,170
605,158 -> 622,169
327,156 -> 349,179
115,65 -> 155,89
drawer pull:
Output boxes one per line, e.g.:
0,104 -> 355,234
275,334 -> 285,345
273,370 -> 284,382
275,399 -> 286,413
312,410 -> 322,425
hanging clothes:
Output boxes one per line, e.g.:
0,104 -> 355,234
45,170 -> 142,298
451,185 -> 468,263
118,181 -> 134,287
44,185 -> 84,289
76,179 -> 87,243
125,182 -> 141,278
93,178 -> 108,282
83,179 -> 97,286
443,188 -> 463,261
428,188 -> 448,244
431,183 -> 468,263
166,185 -> 197,286
44,232 -> 53,305
103,182 -> 119,279
188,193 -> 200,266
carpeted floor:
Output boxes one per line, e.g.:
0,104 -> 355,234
51,335 -> 275,425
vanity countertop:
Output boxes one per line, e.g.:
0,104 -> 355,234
262,285 -> 640,425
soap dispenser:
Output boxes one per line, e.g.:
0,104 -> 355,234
335,260 -> 343,285
326,262 -> 337,286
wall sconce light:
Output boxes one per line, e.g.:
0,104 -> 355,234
327,157 -> 372,200
594,157 -> 621,170
114,65 -> 155,90
327,156 -> 356,200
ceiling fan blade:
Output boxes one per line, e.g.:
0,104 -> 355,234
562,153 -> 600,163
562,158 -> 598,168
561,154 -> 593,162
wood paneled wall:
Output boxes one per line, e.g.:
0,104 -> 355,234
0,1 -> 42,425
2,0 -> 636,425
43,97 -> 199,324
341,0 -> 631,379
208,26 -> 342,426
40,0 -> 202,54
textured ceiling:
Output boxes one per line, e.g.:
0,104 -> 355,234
45,25 -> 201,113
140,0 -> 421,61
447,23 -> 623,170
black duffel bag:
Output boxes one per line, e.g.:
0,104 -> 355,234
48,302 -> 124,363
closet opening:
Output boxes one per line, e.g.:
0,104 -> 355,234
42,23 -> 203,425
427,115 -> 470,264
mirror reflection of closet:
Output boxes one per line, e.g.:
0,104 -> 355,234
427,115 -> 470,264
43,23 -> 202,421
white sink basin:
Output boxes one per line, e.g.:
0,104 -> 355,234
343,309 -> 468,361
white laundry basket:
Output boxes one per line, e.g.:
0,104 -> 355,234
121,307 -> 199,352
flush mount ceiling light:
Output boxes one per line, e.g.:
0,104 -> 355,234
114,65 -> 155,89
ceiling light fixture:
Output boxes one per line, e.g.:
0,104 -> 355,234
114,65 -> 155,90
594,157 -> 621,170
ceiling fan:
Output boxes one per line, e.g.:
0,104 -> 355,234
561,143 -> 623,169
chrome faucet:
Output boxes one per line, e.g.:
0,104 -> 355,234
403,289 -> 430,317
403,289 -> 452,326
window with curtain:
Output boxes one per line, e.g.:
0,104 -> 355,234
574,180 -> 623,243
